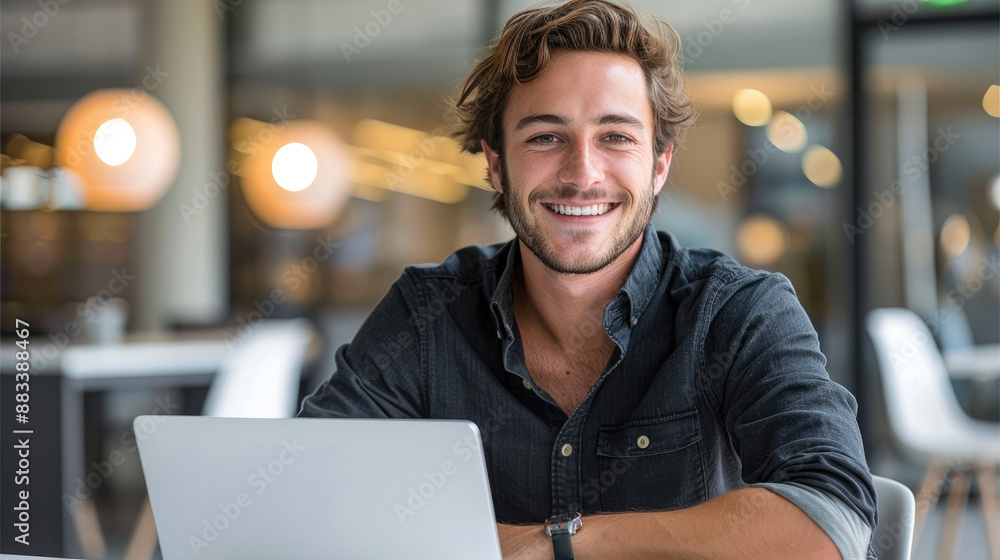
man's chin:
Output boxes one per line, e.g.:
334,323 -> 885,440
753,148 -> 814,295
527,244 -> 620,276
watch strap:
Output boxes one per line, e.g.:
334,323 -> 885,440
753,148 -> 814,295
552,530 -> 575,560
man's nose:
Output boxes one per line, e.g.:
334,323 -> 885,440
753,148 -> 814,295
557,139 -> 604,189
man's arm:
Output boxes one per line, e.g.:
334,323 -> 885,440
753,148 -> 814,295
497,487 -> 841,560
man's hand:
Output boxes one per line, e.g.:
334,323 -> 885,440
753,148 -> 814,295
497,523 -> 550,560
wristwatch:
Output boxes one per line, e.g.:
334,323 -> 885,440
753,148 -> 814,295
544,512 -> 582,560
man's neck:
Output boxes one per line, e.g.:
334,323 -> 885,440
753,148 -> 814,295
513,235 -> 644,351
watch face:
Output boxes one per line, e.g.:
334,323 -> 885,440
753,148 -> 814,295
547,513 -> 579,526
545,512 -> 583,535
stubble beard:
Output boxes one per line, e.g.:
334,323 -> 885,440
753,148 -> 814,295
500,158 -> 657,275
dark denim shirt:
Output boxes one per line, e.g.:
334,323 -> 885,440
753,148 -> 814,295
300,225 -> 876,557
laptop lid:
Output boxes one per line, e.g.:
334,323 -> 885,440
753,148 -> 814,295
135,416 -> 502,560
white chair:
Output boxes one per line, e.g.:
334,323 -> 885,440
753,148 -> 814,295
871,475 -> 916,560
866,308 -> 1000,560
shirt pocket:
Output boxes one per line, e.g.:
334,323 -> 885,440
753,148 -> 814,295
595,410 -> 706,512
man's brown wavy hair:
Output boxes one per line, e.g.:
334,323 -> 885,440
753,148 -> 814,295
451,0 -> 696,217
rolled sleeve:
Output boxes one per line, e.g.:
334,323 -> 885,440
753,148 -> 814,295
754,482 -> 874,560
703,271 -> 877,547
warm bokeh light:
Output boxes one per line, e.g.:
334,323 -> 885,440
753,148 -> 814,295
736,214 -> 790,266
94,118 -> 137,166
984,85 -> 1000,118
238,119 -> 351,229
940,214 -> 971,257
801,145 -> 843,188
765,111 -> 808,153
732,89 -> 773,127
55,89 -> 180,211
271,142 -> 318,192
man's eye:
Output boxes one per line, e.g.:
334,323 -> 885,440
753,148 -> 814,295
529,134 -> 559,144
605,134 -> 633,144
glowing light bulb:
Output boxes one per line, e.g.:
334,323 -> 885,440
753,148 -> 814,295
801,145 -> 843,188
984,85 -> 999,118
271,142 -> 318,192
765,111 -> 808,153
94,118 -> 137,166
737,215 -> 790,265
732,89 -> 773,127
940,214 -> 971,257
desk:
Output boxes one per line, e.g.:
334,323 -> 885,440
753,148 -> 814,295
1,319 -> 314,559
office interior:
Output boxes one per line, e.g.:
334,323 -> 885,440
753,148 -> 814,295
0,0 -> 997,558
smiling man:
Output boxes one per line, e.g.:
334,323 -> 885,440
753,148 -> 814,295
300,1 -> 876,559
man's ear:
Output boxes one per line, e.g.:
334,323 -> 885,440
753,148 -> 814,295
481,139 -> 504,193
653,143 -> 673,196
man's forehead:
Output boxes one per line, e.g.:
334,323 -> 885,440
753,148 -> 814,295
501,50 -> 653,129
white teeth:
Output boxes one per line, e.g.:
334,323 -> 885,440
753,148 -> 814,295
546,203 -> 612,216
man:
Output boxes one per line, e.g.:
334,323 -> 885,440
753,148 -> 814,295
300,1 -> 876,558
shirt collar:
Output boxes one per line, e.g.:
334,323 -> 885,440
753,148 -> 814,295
489,240 -> 519,342
617,223 -> 663,328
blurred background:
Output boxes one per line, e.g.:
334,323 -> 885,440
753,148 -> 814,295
0,0 -> 997,558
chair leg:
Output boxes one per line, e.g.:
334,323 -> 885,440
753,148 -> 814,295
69,497 -> 107,559
913,458 -> 949,547
937,468 -> 971,560
977,463 -> 1000,560
123,496 -> 158,560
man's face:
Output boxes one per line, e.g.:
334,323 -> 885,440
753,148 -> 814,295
482,49 -> 671,275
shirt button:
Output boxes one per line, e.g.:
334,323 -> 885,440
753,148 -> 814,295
561,444 -> 573,457
496,329 -> 503,339
631,317 -> 638,326
521,379 -> 531,390
637,435 -> 650,449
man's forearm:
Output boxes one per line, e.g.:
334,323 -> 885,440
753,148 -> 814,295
498,487 -> 843,560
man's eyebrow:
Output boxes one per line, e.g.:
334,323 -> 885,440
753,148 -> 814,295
514,114 -> 569,131
594,113 -> 645,129
512,112 -> 646,131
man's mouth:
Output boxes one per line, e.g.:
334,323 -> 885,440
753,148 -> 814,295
541,203 -> 617,217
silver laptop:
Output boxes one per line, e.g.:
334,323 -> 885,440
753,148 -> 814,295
135,416 -> 503,560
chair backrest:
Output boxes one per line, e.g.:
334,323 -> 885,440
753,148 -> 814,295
865,307 -> 973,456
870,474 -> 916,560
